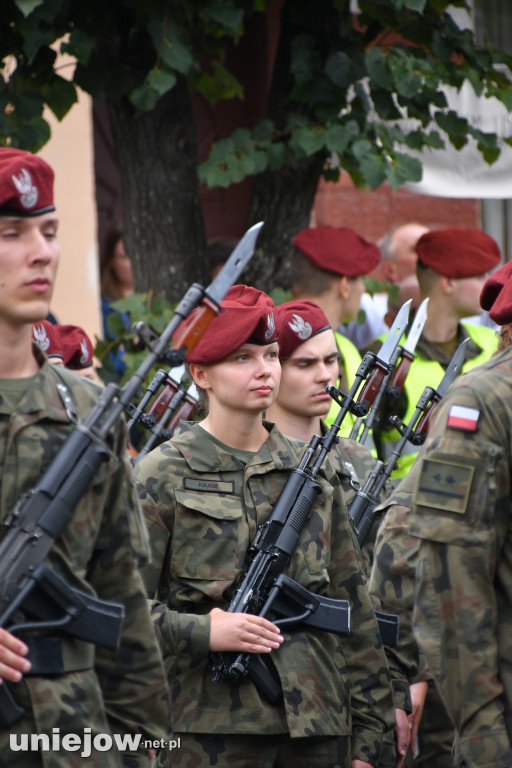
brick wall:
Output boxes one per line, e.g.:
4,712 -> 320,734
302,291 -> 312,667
313,175 -> 480,242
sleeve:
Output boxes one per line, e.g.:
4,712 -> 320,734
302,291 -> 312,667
410,384 -> 512,767
87,423 -> 172,748
133,456 -> 211,663
369,500 -> 419,712
325,461 -> 395,765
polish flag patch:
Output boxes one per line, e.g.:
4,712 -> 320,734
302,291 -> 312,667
447,404 -> 480,432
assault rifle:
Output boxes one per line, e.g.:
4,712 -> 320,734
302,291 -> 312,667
126,366 -> 198,462
349,338 -> 468,548
210,300 -> 410,702
0,222 -> 263,727
349,298 -> 429,446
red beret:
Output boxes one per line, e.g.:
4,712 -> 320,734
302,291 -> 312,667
59,325 -> 95,369
480,261 -> 512,325
0,148 -> 55,217
32,320 -> 64,360
416,228 -> 501,278
275,300 -> 331,360
292,226 -> 380,277
185,285 -> 279,364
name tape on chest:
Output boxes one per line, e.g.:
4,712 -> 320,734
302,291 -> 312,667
183,478 -> 234,494
446,404 -> 480,433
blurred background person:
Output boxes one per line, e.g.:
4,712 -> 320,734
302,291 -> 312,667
99,221 -> 134,378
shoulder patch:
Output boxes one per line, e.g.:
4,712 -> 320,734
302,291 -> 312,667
183,478 -> 234,494
415,457 -> 474,514
446,404 -> 480,432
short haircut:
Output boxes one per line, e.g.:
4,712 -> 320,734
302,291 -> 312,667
291,248 -> 340,297
416,259 -> 440,294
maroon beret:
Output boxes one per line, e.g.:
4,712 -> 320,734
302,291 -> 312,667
275,300 -> 331,360
416,228 -> 501,278
0,148 -> 55,217
32,320 -> 64,360
292,226 -> 380,277
480,261 -> 512,325
59,325 -> 95,369
184,285 -> 279,364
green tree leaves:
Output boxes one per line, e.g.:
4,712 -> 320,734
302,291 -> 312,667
3,0 -> 512,191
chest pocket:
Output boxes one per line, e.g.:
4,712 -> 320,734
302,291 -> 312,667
173,489 -> 244,582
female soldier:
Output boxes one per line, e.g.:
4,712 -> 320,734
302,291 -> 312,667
134,285 -> 393,768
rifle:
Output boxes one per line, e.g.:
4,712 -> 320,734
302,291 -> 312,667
0,221 -> 263,727
349,298 -> 429,446
349,338 -> 468,549
210,301 -> 410,702
135,372 -> 198,462
125,365 -> 198,461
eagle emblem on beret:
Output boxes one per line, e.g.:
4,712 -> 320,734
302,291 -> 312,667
288,314 -> 312,340
33,323 -> 50,351
79,339 -> 90,366
11,168 -> 39,209
265,311 -> 276,340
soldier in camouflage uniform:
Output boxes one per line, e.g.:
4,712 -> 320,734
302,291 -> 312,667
266,300 -> 404,766
135,285 -> 394,768
410,260 -> 512,767
0,149 -> 171,767
266,300 -> 392,570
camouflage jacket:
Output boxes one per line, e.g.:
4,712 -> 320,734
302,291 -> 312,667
368,461 -> 422,712
135,420 -> 394,765
324,423 -> 393,576
0,349 -> 171,768
410,346 -> 512,767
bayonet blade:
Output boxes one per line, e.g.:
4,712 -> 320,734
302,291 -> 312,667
435,338 -> 468,399
402,298 -> 429,356
376,299 -> 412,366
205,222 -> 264,306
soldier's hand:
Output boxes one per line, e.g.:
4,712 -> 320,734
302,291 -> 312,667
394,707 -> 411,768
0,628 -> 31,683
209,608 -> 284,653
409,680 -> 428,756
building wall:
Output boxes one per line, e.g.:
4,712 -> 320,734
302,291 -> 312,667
39,90 -> 101,345
313,175 -> 480,241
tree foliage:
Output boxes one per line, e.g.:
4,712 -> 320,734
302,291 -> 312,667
1,0 -> 512,298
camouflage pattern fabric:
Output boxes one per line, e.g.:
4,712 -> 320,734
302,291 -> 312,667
368,461 -> 422,711
158,732 -> 350,767
135,419 -> 394,766
410,345 -> 512,767
369,451 -> 457,767
326,427 -> 393,577
0,349 -> 171,768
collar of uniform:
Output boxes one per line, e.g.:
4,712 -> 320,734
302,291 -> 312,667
171,420 -> 299,473
415,322 -> 481,366
10,344 -> 75,423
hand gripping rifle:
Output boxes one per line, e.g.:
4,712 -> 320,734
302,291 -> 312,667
349,338 -> 468,550
349,298 -> 429,446
210,301 -> 410,702
0,222 -> 263,727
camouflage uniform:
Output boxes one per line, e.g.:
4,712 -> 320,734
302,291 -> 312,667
369,458 -> 455,767
410,345 -> 512,767
325,423 -> 392,576
135,419 -> 394,767
0,349 -> 171,768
